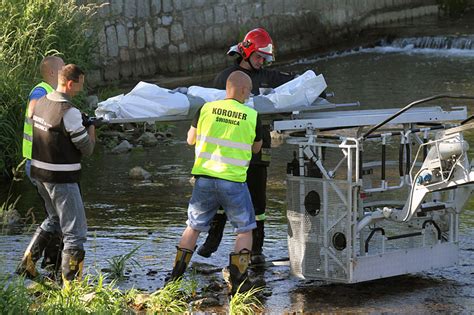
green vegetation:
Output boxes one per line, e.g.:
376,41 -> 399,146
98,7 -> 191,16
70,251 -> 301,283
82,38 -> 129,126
146,278 -> 195,313
0,0 -> 99,178
229,284 -> 264,315
0,274 -> 211,314
0,276 -> 32,315
1,160 -> 25,230
105,245 -> 142,280
34,274 -> 127,314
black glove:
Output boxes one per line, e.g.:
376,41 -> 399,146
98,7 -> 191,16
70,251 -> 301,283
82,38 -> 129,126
82,113 -> 104,128
87,117 -> 105,127
81,113 -> 90,127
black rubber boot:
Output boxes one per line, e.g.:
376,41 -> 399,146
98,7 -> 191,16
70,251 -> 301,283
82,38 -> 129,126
197,212 -> 227,258
167,246 -> 194,283
228,249 -> 253,295
251,221 -> 266,265
41,232 -> 63,280
15,227 -> 53,279
61,248 -> 85,286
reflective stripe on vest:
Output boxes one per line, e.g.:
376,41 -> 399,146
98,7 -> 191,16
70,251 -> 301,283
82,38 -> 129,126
196,135 -> 252,151
191,99 -> 257,183
22,82 -> 54,159
196,151 -> 250,167
31,159 -> 81,172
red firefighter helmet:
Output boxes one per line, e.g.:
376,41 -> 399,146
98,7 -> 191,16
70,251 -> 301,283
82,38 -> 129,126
231,28 -> 274,62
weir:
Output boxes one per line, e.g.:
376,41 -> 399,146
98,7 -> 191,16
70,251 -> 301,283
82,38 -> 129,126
382,35 -> 474,50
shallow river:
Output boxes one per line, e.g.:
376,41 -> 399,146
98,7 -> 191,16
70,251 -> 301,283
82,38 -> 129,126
2,24 -> 474,314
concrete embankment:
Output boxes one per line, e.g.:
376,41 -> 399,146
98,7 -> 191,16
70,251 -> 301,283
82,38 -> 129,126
83,0 -> 465,86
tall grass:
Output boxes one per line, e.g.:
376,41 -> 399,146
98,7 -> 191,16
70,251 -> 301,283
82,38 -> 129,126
105,244 -> 142,280
147,278 -> 194,313
1,159 -> 25,231
34,274 -> 128,314
0,272 -> 265,313
0,277 -> 32,315
0,0 -> 99,178
229,284 -> 264,315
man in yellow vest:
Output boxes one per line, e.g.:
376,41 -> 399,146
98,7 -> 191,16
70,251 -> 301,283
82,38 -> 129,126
23,56 -> 65,178
168,71 -> 262,295
16,56 -> 65,280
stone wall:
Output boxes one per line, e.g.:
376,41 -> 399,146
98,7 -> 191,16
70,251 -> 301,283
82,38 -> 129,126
86,0 -> 439,85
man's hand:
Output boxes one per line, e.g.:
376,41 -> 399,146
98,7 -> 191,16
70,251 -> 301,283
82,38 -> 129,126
82,113 -> 105,127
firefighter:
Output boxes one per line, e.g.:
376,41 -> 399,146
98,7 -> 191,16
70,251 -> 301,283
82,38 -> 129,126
197,28 -> 296,264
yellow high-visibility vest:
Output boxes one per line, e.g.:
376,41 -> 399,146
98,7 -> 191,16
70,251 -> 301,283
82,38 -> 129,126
22,82 -> 54,159
192,99 -> 258,182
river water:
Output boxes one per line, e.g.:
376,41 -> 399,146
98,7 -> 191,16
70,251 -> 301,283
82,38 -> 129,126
2,22 -> 474,314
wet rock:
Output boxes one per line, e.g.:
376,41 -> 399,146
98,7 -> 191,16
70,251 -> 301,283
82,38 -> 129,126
203,281 -> 225,292
138,132 -> 158,147
101,130 -> 128,139
111,140 -> 133,154
86,95 -> 99,109
129,166 -> 152,180
155,132 -> 166,140
146,269 -> 158,276
132,293 -> 150,310
191,262 -> 222,275
192,296 -> 221,308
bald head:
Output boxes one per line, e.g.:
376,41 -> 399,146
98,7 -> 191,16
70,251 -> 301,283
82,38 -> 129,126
40,56 -> 65,88
226,71 -> 252,103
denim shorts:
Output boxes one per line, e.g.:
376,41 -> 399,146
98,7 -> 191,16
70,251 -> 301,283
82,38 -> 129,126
187,177 -> 256,233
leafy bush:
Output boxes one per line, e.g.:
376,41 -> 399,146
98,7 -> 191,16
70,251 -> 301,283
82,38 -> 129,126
0,0 -> 99,178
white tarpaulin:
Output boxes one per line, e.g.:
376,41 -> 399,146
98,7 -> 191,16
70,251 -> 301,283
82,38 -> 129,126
265,70 -> 327,109
96,72 -> 327,121
187,86 -> 226,103
95,81 -> 189,120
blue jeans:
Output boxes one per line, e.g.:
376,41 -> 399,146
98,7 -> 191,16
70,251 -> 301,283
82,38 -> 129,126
187,177 -> 256,233
25,159 -> 33,183
35,181 -> 87,250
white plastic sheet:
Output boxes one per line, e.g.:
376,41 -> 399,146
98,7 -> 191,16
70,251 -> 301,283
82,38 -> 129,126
265,70 -> 327,109
96,81 -> 189,119
96,73 -> 327,121
187,86 -> 226,103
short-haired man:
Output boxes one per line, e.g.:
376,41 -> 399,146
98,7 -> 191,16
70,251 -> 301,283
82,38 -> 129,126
198,28 -> 297,265
168,71 -> 262,295
16,56 -> 65,279
17,64 -> 95,285
23,56 -> 65,178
